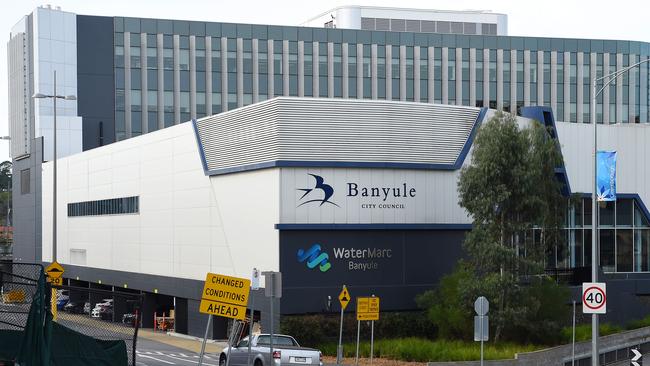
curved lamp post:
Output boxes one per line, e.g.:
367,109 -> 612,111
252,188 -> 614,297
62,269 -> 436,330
589,57 -> 650,366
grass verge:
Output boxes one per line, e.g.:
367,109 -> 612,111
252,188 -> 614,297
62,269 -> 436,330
319,338 -> 542,362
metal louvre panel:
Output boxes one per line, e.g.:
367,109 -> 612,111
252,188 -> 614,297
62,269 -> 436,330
276,99 -> 479,164
196,100 -> 280,170
195,98 -> 481,172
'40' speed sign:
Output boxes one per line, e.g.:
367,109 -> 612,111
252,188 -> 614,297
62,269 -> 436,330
582,282 -> 606,314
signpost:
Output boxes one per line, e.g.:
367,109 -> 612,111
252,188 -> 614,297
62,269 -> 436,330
337,285 -> 350,365
263,271 -> 282,366
631,348 -> 642,366
582,283 -> 606,315
248,268 -> 260,366
198,273 -> 251,366
474,296 -> 489,366
355,296 -> 380,366
45,261 -> 64,320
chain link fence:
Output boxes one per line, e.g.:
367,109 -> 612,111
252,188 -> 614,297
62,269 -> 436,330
53,283 -> 143,366
0,262 -> 143,365
0,262 -> 42,331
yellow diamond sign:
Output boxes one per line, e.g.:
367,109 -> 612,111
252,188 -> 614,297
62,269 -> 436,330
45,261 -> 64,281
339,285 -> 351,310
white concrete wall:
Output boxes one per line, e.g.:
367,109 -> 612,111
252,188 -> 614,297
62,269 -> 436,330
42,122 -> 280,282
556,123 -> 650,205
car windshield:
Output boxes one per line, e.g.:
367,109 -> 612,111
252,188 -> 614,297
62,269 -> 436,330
256,336 -> 297,347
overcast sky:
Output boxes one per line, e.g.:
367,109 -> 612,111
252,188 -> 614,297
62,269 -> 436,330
1,0 -> 649,163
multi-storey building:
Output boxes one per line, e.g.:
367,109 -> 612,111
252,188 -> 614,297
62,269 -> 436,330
6,5 -> 650,338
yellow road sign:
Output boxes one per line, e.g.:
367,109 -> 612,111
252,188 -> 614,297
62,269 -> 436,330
339,285 -> 351,310
199,300 -> 247,320
357,297 -> 380,321
2,290 -> 26,303
45,261 -> 64,279
199,273 -> 251,320
49,277 -> 63,286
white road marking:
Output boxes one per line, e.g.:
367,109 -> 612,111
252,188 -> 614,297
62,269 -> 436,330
138,353 -> 176,364
163,353 -> 218,366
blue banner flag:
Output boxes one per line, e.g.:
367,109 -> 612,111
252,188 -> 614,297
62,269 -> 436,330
597,151 -> 617,201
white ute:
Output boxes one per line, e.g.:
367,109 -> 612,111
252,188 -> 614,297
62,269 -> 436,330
220,334 -> 323,366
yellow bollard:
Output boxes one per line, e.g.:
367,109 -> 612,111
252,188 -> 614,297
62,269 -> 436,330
51,288 -> 58,321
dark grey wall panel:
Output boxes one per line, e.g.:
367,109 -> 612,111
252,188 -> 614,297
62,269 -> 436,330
77,15 -> 115,150
279,229 -> 467,314
12,138 -> 43,263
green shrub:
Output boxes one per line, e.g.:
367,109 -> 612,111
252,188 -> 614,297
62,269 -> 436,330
626,315 -> 650,330
415,265 -> 474,340
415,266 -> 570,345
280,312 -> 435,348
561,323 -> 624,343
320,337 -> 541,362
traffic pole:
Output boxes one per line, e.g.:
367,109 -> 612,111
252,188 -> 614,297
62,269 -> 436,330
270,295 -> 274,366
370,320 -> 374,365
337,305 -> 344,365
198,315 -> 212,366
479,315 -> 484,366
248,295 -> 255,366
355,319 -> 360,366
572,300 -> 576,366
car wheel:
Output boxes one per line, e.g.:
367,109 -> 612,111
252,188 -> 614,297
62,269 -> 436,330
220,354 -> 227,366
254,359 -> 263,366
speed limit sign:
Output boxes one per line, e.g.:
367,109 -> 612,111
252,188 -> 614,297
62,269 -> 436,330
582,282 -> 606,314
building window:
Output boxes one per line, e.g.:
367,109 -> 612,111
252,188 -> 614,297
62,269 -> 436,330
20,169 -> 30,195
558,197 -> 650,273
67,196 -> 139,217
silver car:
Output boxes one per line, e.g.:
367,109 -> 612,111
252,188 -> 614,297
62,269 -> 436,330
220,334 -> 323,366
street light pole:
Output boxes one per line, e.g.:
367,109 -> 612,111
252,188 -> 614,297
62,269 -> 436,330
590,57 -> 650,366
32,70 -> 76,263
590,70 -> 598,366
53,70 -> 57,262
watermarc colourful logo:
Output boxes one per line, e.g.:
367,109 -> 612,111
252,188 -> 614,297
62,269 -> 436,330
297,244 -> 332,272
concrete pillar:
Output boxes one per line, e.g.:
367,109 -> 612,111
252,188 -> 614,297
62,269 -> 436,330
141,292 -> 157,328
175,297 -> 189,334
188,299 -> 210,338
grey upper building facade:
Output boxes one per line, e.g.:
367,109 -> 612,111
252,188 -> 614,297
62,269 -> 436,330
9,6 -> 650,158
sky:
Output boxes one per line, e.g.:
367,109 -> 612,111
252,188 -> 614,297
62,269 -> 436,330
1,0 -> 649,163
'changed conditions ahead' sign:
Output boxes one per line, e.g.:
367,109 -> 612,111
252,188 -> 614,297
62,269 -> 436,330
199,273 -> 251,320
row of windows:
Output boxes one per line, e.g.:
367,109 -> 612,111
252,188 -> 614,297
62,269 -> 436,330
547,198 -> 650,273
113,19 -> 650,55
114,38 -> 650,132
67,197 -> 140,217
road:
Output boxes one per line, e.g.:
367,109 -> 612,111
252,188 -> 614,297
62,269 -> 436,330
55,311 -> 226,366
136,337 -> 222,366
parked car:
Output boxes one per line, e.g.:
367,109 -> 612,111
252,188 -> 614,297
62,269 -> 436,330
83,301 -> 91,314
99,307 -> 113,321
91,300 -> 113,318
122,313 -> 138,327
56,297 -> 69,310
63,301 -> 86,314
220,334 -> 322,366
